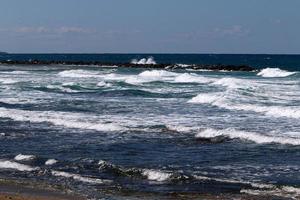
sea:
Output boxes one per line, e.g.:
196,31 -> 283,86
0,54 -> 299,199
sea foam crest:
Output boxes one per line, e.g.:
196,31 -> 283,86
188,93 -> 300,119
257,68 -> 296,78
188,93 -> 223,104
174,73 -> 212,84
14,154 -> 36,161
142,169 -> 172,182
58,70 -> 102,78
195,128 -> 300,145
52,170 -> 111,184
138,70 -> 177,77
0,160 -> 39,171
131,57 -> 156,65
45,159 -> 58,165
0,108 -> 125,132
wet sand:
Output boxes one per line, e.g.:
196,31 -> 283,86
0,180 -> 85,200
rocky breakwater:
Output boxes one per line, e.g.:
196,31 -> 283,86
0,60 -> 255,71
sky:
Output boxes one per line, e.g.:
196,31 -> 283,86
0,0 -> 299,54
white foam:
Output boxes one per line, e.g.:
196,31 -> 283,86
139,70 -> 177,78
193,175 -> 275,189
195,128 -> 300,145
174,73 -> 212,84
257,68 -> 296,78
58,70 -> 102,78
212,78 -> 247,89
14,154 -> 36,161
45,159 -> 58,166
188,93 -> 300,119
131,57 -> 156,65
0,108 -> 125,132
241,186 -> 300,199
52,170 -> 111,184
166,125 -> 195,133
0,78 -> 19,84
0,160 -> 39,171
2,71 -> 29,75
142,169 -> 172,182
176,64 -> 191,68
97,81 -> 112,87
188,93 -> 222,104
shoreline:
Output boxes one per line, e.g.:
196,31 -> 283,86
0,178 -> 292,200
0,179 -> 85,200
0,60 -> 255,71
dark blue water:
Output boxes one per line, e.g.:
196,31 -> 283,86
0,55 -> 299,199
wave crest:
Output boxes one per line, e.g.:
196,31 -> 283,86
195,128 -> 300,145
257,68 -> 296,78
131,57 -> 156,65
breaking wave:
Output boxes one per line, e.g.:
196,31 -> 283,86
188,93 -> 300,119
0,160 -> 39,171
257,68 -> 297,78
195,128 -> 300,145
58,70 -> 103,78
52,170 -> 111,184
0,108 -> 125,132
45,159 -> 58,165
14,154 -> 36,161
131,57 -> 156,65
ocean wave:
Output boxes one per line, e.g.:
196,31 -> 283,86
188,93 -> 300,119
241,186 -> 300,199
195,128 -> 300,145
257,68 -> 297,78
58,70 -> 103,78
131,57 -> 156,65
174,73 -> 212,84
52,170 -> 111,184
98,160 -> 183,182
0,78 -> 19,84
0,160 -> 39,171
212,78 -> 250,89
0,108 -> 125,132
142,169 -> 172,182
45,159 -> 58,166
138,70 -> 177,77
14,154 -> 36,161
188,93 -> 223,104
1,71 -> 29,75
97,81 -> 112,87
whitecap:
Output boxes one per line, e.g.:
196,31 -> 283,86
188,93 -> 300,119
195,128 -> 300,145
58,70 -> 101,78
0,160 -> 39,171
142,169 -> 172,182
0,108 -> 125,132
14,154 -> 36,161
131,57 -> 156,65
97,81 -> 112,87
51,170 -> 111,184
188,93 -> 223,104
257,68 -> 296,78
138,70 -> 177,77
174,73 -> 212,84
45,159 -> 58,166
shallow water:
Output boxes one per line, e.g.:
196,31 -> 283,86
0,62 -> 299,199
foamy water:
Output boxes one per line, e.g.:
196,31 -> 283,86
0,63 -> 299,199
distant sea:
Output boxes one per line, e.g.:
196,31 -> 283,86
0,54 -> 299,199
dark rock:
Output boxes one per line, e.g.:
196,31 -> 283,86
0,60 -> 255,71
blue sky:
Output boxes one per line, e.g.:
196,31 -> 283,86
0,0 -> 299,53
